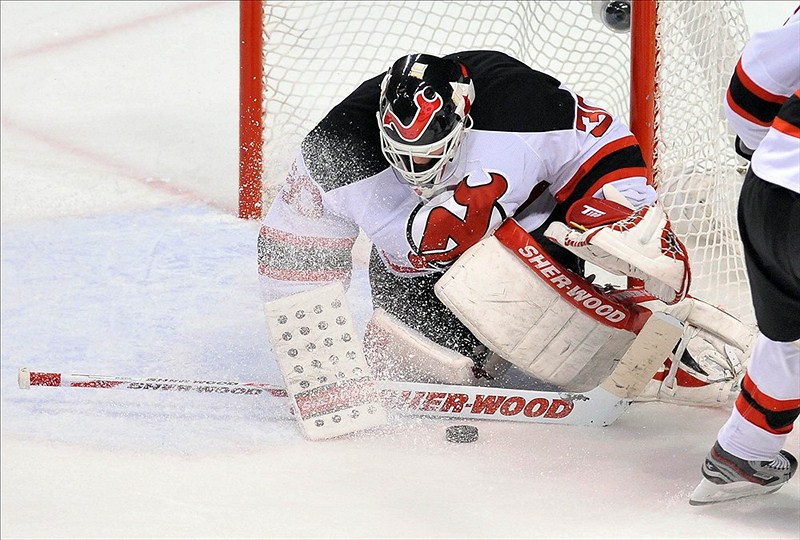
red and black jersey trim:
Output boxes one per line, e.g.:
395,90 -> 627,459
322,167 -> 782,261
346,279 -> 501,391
726,59 -> 788,127
772,91 -> 800,137
555,135 -> 647,208
735,372 -> 800,434
258,226 -> 355,282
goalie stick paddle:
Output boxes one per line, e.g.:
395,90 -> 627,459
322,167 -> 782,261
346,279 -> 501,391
17,312 -> 683,427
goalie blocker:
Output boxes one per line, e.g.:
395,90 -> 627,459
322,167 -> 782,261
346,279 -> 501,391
435,219 -> 653,392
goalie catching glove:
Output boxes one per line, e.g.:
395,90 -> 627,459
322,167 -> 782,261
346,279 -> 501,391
544,185 -> 691,305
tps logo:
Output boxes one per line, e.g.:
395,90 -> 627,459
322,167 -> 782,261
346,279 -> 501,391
382,90 -> 443,142
580,204 -> 606,218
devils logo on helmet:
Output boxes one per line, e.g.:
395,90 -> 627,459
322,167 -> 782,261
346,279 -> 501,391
382,90 -> 444,143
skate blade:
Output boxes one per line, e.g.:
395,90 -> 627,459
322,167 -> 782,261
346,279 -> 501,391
689,478 -> 783,506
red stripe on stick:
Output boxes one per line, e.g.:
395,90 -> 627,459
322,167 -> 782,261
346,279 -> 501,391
29,372 -> 61,386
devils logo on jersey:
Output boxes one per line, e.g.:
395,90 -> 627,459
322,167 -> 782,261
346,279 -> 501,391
382,90 -> 444,142
407,171 -> 508,269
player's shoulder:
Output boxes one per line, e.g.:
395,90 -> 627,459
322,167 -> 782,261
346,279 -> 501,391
301,73 -> 388,191
444,50 -> 577,133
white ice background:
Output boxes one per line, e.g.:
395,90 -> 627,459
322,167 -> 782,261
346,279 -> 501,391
2,2 -> 799,538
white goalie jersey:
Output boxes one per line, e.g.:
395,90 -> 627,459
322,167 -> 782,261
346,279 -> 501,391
259,50 -> 666,307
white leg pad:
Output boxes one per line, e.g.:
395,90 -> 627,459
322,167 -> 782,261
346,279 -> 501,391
264,283 -> 387,440
434,229 -> 641,391
363,308 -> 475,385
632,294 -> 756,407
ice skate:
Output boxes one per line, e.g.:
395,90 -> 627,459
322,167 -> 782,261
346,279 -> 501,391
689,441 -> 797,505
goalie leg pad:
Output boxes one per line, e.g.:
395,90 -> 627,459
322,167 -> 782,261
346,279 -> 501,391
638,358 -> 739,407
363,307 -> 475,385
263,283 -> 387,440
434,220 -> 655,392
628,292 -> 756,407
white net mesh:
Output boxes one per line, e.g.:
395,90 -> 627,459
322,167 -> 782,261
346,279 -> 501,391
258,0 -> 753,323
651,1 -> 751,322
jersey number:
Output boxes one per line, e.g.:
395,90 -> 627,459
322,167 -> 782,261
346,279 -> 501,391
576,96 -> 612,137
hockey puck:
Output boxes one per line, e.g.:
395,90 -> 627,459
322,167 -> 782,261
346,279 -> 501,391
446,425 -> 479,443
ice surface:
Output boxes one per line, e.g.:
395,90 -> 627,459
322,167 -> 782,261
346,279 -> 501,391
2,2 -> 798,538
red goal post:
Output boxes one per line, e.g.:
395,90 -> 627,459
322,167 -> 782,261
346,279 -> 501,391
239,0 -> 754,324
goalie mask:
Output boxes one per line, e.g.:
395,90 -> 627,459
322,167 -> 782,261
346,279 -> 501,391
377,53 -> 475,193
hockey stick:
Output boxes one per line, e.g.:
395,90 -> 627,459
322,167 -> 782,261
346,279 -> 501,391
17,312 -> 682,427
18,366 -> 607,424
17,368 -> 288,397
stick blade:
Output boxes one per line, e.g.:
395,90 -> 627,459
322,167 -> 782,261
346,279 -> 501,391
600,312 -> 684,399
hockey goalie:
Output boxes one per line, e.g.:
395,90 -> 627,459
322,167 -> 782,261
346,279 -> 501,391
364,218 -> 752,407
257,50 -> 754,439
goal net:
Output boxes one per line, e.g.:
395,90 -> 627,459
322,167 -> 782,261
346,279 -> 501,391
240,0 -> 753,324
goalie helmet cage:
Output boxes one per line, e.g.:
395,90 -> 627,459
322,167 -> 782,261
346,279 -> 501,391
238,0 -> 754,324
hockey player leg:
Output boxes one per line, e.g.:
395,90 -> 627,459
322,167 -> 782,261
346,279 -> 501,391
690,336 -> 800,504
263,283 -> 387,440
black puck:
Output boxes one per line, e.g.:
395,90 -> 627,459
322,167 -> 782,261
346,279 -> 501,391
446,424 -> 479,443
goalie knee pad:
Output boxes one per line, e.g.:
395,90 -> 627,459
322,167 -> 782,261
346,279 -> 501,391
363,308 -> 475,385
